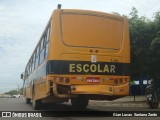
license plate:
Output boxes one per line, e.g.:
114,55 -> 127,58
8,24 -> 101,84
86,77 -> 100,83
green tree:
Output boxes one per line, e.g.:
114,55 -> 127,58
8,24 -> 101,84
4,87 -> 23,95
149,37 -> 160,79
129,7 -> 151,78
5,90 -> 18,95
129,7 -> 160,80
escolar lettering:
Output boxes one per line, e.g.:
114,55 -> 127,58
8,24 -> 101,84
69,64 -> 115,73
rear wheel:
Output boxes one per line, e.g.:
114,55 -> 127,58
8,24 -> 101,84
25,98 -> 31,104
71,95 -> 89,110
32,99 -> 42,110
32,86 -> 42,110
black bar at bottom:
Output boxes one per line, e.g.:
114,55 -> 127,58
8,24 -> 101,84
0,111 -> 160,117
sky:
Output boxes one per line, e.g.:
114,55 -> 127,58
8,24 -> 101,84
0,0 -> 160,93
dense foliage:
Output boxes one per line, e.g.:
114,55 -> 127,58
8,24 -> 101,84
5,87 -> 23,95
129,7 -> 160,80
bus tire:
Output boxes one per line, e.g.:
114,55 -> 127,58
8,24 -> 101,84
25,98 -> 31,104
71,95 -> 89,110
32,99 -> 42,110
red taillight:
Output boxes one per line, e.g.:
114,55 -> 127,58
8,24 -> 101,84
110,78 -> 128,84
65,77 -> 70,83
114,79 -> 118,84
71,77 -> 76,79
124,78 -> 129,82
59,77 -> 64,82
120,89 -> 124,92
95,50 -> 98,53
109,78 -> 114,80
90,50 -> 93,52
52,77 -> 55,81
119,78 -> 123,83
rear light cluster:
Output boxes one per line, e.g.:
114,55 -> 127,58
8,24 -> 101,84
52,76 -> 129,85
71,76 -> 84,81
89,50 -> 99,53
109,78 -> 129,85
53,77 -> 70,84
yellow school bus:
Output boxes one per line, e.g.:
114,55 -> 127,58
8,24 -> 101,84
21,6 -> 130,110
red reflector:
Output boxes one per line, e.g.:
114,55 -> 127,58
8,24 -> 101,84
119,78 -> 123,83
71,77 -> 76,79
120,89 -> 124,92
95,50 -> 98,53
59,77 -> 64,82
90,50 -> 93,52
65,78 -> 70,83
114,79 -> 118,84
86,77 -> 100,83
124,78 -> 128,82
110,78 -> 114,80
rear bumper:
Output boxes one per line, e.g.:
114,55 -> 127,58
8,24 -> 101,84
70,83 -> 129,96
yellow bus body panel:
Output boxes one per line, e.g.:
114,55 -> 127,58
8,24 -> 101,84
23,9 -> 130,101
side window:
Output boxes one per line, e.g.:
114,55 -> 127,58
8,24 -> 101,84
35,57 -> 39,68
25,23 -> 51,74
25,68 -> 28,78
46,26 -> 50,42
29,62 -> 31,75
36,46 -> 40,57
39,37 -> 45,64
35,46 -> 40,68
40,38 -> 44,51
44,26 -> 50,59
26,64 -> 29,77
24,79 -> 27,87
30,58 -> 33,73
32,53 -> 35,71
39,49 -> 45,64
31,56 -> 34,72
34,51 -> 36,69
28,63 -> 30,76
44,43 -> 49,59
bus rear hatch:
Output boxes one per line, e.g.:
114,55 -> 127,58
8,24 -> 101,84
61,13 -> 123,50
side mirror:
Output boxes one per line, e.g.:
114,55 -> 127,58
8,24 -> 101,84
21,74 -> 23,80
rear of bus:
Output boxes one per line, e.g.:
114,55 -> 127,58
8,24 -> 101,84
48,9 -> 130,108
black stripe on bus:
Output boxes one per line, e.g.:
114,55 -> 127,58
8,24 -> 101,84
47,60 -> 130,76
